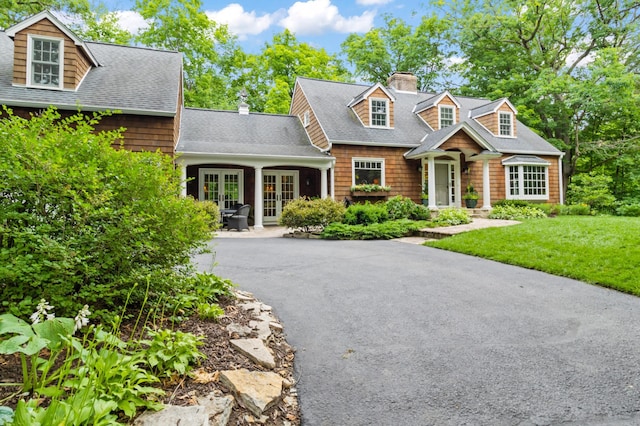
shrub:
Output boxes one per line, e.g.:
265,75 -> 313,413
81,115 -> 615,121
322,219 -> 428,240
537,203 -> 561,216
558,204 -> 592,215
493,199 -> 533,208
410,204 -> 431,221
489,205 -> 547,220
385,195 -> 415,220
0,107 -> 213,320
278,197 -> 345,232
567,173 -> 616,213
432,208 -> 471,226
343,202 -> 389,225
197,200 -> 221,231
615,203 -> 640,217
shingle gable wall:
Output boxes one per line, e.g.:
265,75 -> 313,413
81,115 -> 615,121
290,81 -> 329,150
352,87 -> 394,128
417,94 -> 459,130
12,18 -> 92,90
475,102 -> 518,137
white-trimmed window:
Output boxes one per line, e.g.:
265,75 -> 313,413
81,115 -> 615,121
28,35 -> 63,89
506,164 -> 548,200
353,158 -> 385,186
303,110 -> 310,127
370,98 -> 389,127
439,105 -> 455,129
499,112 -> 513,136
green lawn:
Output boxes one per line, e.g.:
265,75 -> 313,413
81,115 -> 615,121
425,216 -> 640,295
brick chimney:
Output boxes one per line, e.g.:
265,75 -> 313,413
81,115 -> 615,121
387,72 -> 418,93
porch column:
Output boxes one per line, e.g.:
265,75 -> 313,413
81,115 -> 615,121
330,167 -> 335,200
320,167 -> 328,198
179,162 -> 187,197
482,159 -> 491,210
427,156 -> 437,209
254,166 -> 264,229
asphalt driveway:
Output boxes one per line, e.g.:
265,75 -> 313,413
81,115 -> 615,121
195,238 -> 640,425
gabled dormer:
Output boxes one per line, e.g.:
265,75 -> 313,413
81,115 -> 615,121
6,10 -> 99,91
347,83 -> 396,129
413,91 -> 461,131
469,98 -> 518,138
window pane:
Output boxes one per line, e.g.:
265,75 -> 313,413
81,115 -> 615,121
499,113 -> 512,136
371,100 -> 387,127
31,38 -> 60,87
440,106 -> 454,128
354,160 -> 383,185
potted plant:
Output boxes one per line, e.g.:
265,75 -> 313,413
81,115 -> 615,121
420,184 -> 429,205
463,183 -> 479,208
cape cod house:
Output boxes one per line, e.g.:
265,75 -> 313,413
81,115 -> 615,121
1,11 -> 564,229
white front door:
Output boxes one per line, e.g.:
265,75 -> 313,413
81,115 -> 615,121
435,162 -> 456,206
263,170 -> 298,224
199,168 -> 243,208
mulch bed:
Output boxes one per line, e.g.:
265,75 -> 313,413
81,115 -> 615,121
0,295 -> 301,425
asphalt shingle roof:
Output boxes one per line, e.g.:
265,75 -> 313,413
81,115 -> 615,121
177,108 -> 330,159
296,77 -> 561,156
0,33 -> 182,115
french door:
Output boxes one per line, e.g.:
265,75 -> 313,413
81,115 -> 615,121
263,171 -> 298,224
198,168 -> 243,209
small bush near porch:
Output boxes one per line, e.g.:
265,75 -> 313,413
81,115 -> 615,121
426,216 -> 640,295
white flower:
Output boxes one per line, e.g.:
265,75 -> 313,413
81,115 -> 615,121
31,299 -> 55,325
73,305 -> 91,332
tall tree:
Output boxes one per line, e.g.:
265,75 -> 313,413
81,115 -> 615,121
442,0 -> 640,193
237,30 -> 350,114
0,0 -> 90,29
134,0 -> 242,109
340,14 -> 451,91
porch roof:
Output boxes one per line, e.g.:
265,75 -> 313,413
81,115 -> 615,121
176,108 -> 331,159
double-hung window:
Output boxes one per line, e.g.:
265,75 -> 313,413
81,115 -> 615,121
439,105 -> 455,129
506,164 -> 548,200
370,99 -> 388,127
499,112 -> 513,136
28,35 -> 63,89
353,159 -> 384,186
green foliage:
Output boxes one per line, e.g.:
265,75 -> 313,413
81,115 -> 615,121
134,0 -> 242,109
615,203 -> 640,217
343,202 -> 389,225
432,208 -> 471,226
385,195 -> 431,221
197,303 -> 225,321
462,184 -> 479,200
279,197 -> 346,232
197,200 -> 221,231
350,184 -> 391,192
567,173 -> 616,212
0,107 -> 213,320
426,216 -> 640,295
493,199 -> 533,208
340,14 -> 451,91
322,220 -> 428,240
558,204 -> 592,216
489,205 -> 547,220
0,304 -> 169,424
143,328 -> 204,377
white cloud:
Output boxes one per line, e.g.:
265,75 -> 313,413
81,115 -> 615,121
113,10 -> 148,35
356,0 -> 393,5
279,0 -> 375,35
206,4 -> 276,40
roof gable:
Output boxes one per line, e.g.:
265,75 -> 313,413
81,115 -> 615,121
413,90 -> 461,114
346,82 -> 395,108
6,10 -> 99,67
469,98 -> 517,119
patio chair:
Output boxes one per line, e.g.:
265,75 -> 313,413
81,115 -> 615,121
227,204 -> 251,231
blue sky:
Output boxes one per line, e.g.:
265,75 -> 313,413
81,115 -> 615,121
102,0 -> 428,54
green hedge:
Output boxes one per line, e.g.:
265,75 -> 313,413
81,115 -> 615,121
279,197 -> 346,232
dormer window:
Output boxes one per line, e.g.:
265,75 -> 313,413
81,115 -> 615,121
28,35 -> 63,89
499,112 -> 513,136
370,98 -> 389,127
303,110 -> 310,127
439,105 -> 455,129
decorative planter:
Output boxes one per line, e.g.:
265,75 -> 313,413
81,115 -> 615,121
464,198 -> 478,208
